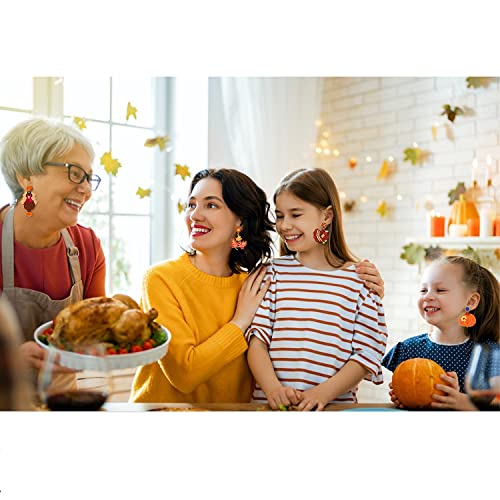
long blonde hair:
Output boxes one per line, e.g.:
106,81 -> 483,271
273,168 -> 357,266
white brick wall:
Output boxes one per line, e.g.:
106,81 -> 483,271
316,77 -> 500,402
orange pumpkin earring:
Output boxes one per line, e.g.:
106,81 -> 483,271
313,222 -> 329,245
21,185 -> 36,217
231,226 -> 247,250
458,306 -> 476,327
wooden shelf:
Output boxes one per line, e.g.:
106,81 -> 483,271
411,236 -> 500,250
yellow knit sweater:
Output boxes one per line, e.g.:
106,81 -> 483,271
130,253 -> 252,403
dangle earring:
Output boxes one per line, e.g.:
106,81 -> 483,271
458,306 -> 476,327
313,222 -> 329,245
21,185 -> 37,217
231,226 -> 247,250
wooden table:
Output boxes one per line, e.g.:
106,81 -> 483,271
103,402 -> 397,411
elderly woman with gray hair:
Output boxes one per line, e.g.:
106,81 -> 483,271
0,118 -> 106,375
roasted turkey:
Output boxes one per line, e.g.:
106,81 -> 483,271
49,294 -> 159,348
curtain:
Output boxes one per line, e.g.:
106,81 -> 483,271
208,77 -> 323,199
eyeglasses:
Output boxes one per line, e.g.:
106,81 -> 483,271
44,162 -> 101,191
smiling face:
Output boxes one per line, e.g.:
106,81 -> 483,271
418,262 -> 479,332
18,144 -> 93,231
275,191 -> 332,258
185,177 -> 241,256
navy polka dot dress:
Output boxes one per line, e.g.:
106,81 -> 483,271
382,334 -> 476,392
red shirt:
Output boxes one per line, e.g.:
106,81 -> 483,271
0,208 -> 106,300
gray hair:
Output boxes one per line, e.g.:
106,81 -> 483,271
0,118 -> 95,200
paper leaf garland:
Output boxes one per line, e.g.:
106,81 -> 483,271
136,187 -> 151,199
425,246 -> 444,261
177,201 -> 186,213
126,102 -> 138,121
403,147 -> 430,166
466,77 -> 495,89
144,135 -> 170,151
447,181 -> 466,205
377,159 -> 396,180
376,200 -> 389,217
343,199 -> 356,212
175,163 -> 191,180
462,246 -> 482,265
431,124 -> 438,140
73,117 -> 87,130
100,152 -> 122,176
400,243 -> 426,265
440,104 -> 464,123
444,123 -> 455,142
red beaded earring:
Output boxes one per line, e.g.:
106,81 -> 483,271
458,306 -> 476,327
313,222 -> 329,245
21,185 -> 36,217
231,226 -> 247,250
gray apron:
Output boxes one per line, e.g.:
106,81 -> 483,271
1,204 -> 83,395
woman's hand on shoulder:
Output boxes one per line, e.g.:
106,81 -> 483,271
355,259 -> 385,299
231,265 -> 271,332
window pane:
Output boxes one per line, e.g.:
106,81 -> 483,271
63,118 -> 111,214
112,215 -> 151,298
0,79 -> 33,109
110,124 -> 153,215
111,78 -> 154,128
0,111 -> 33,203
63,78 -> 111,122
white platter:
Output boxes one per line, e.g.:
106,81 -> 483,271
34,321 -> 171,371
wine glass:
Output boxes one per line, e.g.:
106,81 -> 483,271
38,343 -> 112,411
465,343 -> 500,411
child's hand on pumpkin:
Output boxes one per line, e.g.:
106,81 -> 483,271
432,372 -> 476,411
266,385 -> 302,411
388,382 -> 405,409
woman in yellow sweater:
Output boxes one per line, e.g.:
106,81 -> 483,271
130,168 -> 385,403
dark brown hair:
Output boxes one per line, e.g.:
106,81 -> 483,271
273,168 -> 357,266
441,256 -> 499,343
189,168 -> 274,273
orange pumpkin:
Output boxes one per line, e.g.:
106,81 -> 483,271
448,194 -> 479,229
392,358 -> 447,409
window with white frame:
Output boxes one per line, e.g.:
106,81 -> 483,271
0,77 -> 200,299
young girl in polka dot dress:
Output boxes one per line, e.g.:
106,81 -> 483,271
382,256 -> 499,410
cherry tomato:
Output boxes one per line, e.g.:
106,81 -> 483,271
142,341 -> 153,350
118,347 -> 129,354
107,347 -> 117,355
131,345 -> 143,353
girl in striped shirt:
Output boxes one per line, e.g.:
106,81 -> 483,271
246,168 -> 388,410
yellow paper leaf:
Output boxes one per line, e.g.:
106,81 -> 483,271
376,200 -> 388,217
73,116 -> 87,130
377,160 -> 390,180
100,152 -> 122,176
431,124 -> 438,140
126,102 -> 138,121
144,135 -> 170,151
136,187 -> 151,199
177,200 -> 186,213
175,163 -> 191,180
